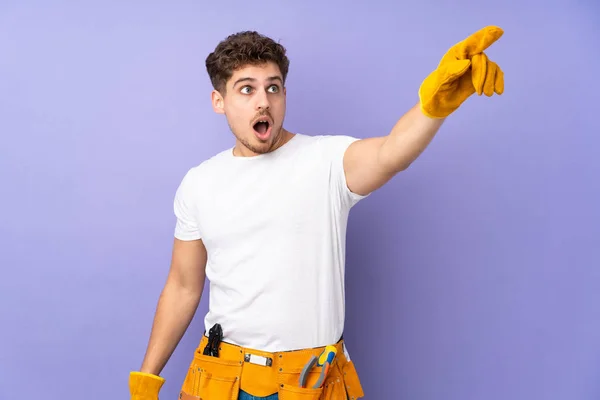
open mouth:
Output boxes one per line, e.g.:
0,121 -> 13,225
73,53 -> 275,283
252,118 -> 271,139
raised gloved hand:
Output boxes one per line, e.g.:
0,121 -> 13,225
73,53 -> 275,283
419,25 -> 505,119
129,371 -> 165,400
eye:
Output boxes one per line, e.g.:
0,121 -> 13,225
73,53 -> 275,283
267,85 -> 279,93
240,86 -> 252,94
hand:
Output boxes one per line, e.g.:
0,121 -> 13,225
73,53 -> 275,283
129,371 -> 165,400
418,25 -> 505,119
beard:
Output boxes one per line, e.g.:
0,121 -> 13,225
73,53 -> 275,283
230,122 -> 285,155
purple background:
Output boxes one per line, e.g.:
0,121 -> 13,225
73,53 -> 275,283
1,1 -> 599,399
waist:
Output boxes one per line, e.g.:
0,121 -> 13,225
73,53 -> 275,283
204,305 -> 345,352
193,333 -> 347,397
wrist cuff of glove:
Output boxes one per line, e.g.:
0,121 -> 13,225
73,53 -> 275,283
419,102 -> 443,119
418,98 -> 448,119
418,87 -> 451,119
129,371 -> 165,396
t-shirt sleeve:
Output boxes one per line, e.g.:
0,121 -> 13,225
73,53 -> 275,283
322,134 -> 370,209
173,168 -> 202,241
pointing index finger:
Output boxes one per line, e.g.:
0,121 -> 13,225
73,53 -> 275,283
454,26 -> 504,59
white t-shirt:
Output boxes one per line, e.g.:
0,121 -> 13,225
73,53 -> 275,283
173,133 -> 368,352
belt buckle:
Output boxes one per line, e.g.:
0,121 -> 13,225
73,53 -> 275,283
244,353 -> 273,367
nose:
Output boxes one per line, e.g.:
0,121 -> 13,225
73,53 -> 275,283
255,88 -> 270,110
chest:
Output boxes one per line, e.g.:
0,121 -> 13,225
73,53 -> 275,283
196,156 -> 332,251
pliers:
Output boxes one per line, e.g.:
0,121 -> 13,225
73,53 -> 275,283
203,323 -> 223,357
298,345 -> 337,389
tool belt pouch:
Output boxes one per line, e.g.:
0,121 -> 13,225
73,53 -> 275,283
339,360 -> 364,400
277,356 -> 364,400
179,350 -> 242,400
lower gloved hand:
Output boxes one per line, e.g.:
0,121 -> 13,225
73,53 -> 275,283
418,25 -> 505,119
129,371 -> 165,400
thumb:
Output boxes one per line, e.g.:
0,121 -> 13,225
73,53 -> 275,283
438,59 -> 471,86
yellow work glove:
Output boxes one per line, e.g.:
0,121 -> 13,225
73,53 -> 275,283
129,371 -> 165,400
419,25 -> 505,119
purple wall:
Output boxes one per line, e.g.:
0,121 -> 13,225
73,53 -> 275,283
1,1 -> 599,399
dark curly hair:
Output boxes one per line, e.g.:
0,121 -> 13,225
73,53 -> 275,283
205,31 -> 290,94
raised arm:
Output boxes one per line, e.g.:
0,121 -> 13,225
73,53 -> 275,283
343,104 -> 445,195
343,26 -> 505,196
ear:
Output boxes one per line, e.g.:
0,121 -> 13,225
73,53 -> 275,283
211,90 -> 225,114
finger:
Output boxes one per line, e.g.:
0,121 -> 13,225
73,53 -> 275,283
471,53 -> 487,95
494,64 -> 504,95
455,25 -> 504,59
483,60 -> 497,97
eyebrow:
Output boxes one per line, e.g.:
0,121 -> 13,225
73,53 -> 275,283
233,76 -> 283,88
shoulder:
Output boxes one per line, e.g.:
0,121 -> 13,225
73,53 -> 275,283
302,133 -> 359,147
180,148 -> 232,183
174,148 -> 232,200
298,133 -> 360,158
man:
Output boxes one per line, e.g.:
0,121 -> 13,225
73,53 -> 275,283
129,26 -> 504,400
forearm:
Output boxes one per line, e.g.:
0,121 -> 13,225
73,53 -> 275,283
378,102 -> 446,172
140,280 -> 203,375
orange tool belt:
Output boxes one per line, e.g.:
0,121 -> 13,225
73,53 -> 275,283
179,334 -> 365,400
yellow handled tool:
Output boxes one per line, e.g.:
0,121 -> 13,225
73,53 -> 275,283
299,345 -> 337,389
